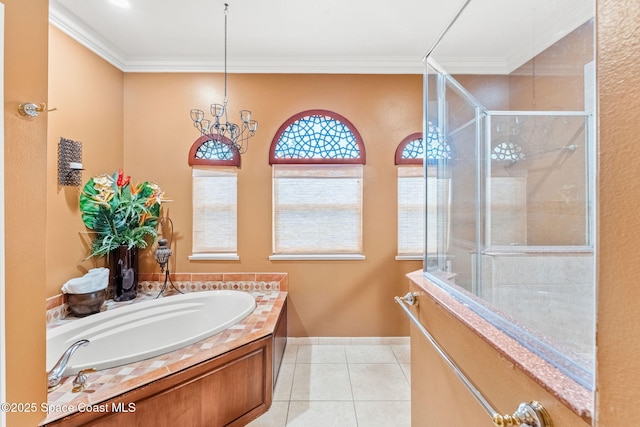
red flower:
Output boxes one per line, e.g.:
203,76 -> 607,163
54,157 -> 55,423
116,169 -> 130,187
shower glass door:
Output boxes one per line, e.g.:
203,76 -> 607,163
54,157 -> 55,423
423,0 -> 595,390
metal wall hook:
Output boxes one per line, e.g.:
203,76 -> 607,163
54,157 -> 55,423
18,102 -> 57,117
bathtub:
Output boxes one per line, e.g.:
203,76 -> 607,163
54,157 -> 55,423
46,290 -> 256,376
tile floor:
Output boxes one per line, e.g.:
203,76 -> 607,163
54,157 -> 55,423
247,339 -> 411,427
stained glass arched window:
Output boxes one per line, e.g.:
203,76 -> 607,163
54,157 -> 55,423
269,110 -> 366,164
394,122 -> 450,165
270,109 -> 365,259
188,133 -> 239,260
189,134 -> 240,167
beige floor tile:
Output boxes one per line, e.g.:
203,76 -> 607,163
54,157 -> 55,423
273,363 -> 295,401
267,341 -> 412,425
345,345 -> 397,364
290,363 -> 353,401
400,363 -> 411,385
296,345 -> 346,363
286,401 -> 357,427
391,344 -> 411,364
349,363 -> 411,401
281,344 -> 298,364
246,401 -> 289,427
354,401 -> 411,427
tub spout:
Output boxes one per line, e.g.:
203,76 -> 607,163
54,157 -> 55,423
47,339 -> 89,391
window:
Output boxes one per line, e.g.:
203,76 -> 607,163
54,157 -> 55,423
188,134 -> 240,261
395,127 -> 450,260
270,110 -> 366,260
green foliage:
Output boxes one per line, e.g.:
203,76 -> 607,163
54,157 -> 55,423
79,170 -> 166,257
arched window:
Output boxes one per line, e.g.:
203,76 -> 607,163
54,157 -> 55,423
189,134 -> 240,167
270,110 -> 365,164
394,122 -> 450,165
395,128 -> 450,259
188,134 -> 239,261
269,110 -> 366,260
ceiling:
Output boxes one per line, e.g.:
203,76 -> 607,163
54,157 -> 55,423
50,0 -> 594,74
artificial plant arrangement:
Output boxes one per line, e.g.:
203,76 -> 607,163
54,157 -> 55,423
79,170 -> 167,257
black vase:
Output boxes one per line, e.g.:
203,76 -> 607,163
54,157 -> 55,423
109,245 -> 138,302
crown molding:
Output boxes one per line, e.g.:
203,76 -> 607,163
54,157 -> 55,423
49,1 -> 128,71
50,0 -> 592,76
119,57 -> 426,74
433,57 -> 511,75
49,1 -> 426,74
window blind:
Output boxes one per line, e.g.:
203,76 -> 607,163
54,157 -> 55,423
398,166 -> 450,256
272,164 -> 363,255
192,167 -> 237,254
398,166 -> 426,256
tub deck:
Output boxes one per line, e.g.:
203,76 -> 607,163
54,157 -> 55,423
41,289 -> 287,425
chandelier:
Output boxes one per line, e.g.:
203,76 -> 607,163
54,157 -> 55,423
190,3 -> 257,154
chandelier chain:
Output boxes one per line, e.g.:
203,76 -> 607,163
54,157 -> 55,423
224,3 -> 228,102
189,2 -> 258,154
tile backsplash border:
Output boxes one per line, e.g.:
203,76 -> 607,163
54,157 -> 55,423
46,272 -> 288,325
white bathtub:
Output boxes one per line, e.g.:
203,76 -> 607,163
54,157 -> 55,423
46,290 -> 256,376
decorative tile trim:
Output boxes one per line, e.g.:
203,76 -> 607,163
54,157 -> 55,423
138,279 -> 281,294
46,293 -> 64,310
137,272 -> 288,286
47,272 -> 288,325
46,301 -> 70,325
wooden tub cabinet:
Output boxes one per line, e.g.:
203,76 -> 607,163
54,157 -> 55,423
45,299 -> 287,427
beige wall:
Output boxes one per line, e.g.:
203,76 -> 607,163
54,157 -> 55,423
46,26 -> 124,294
4,0 -> 48,425
44,31 -> 425,339
3,0 -> 639,425
596,0 -> 640,424
123,72 -> 422,337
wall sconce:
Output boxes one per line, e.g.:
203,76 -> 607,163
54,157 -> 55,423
58,137 -> 83,186
18,102 -> 57,117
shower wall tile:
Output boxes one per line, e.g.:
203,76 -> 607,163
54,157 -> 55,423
480,253 -> 595,360
488,253 -> 593,285
528,211 -> 587,246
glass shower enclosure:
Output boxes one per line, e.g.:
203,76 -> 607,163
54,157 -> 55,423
423,0 -> 595,389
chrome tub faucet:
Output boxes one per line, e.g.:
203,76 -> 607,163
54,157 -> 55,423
47,339 -> 89,391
